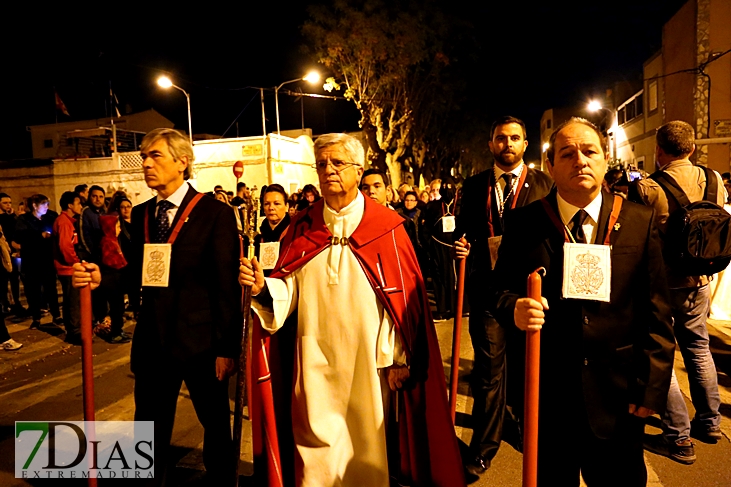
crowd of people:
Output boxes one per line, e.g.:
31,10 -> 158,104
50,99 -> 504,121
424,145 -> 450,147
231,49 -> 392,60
0,163 -> 450,354
0,185 -> 138,348
0,118 -> 727,485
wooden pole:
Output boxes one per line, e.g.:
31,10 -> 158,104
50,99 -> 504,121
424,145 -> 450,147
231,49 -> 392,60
449,238 -> 467,422
523,268 -> 544,487
233,194 -> 259,486
233,235 -> 253,486
80,286 -> 97,487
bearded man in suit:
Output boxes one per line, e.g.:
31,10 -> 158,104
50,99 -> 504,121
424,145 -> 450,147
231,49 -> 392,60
454,116 -> 553,475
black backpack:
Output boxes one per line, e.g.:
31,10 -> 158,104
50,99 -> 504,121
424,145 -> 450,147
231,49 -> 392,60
651,166 -> 731,276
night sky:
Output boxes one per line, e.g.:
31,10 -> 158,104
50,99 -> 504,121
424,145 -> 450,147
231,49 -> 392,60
0,1 -> 688,164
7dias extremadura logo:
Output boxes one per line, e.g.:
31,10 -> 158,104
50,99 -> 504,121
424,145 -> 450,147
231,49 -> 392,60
15,421 -> 154,480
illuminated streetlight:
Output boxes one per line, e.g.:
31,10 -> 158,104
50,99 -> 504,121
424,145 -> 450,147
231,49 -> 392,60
586,99 -> 618,159
587,100 -> 602,112
303,71 -> 320,84
157,76 -> 192,144
275,71 -> 321,135
542,142 -> 550,152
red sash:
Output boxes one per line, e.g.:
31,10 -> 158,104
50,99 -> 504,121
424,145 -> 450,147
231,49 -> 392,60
144,193 -> 205,244
540,194 -> 623,246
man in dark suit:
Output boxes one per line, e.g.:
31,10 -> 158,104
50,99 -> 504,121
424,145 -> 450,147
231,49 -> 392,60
74,128 -> 242,485
491,117 -> 674,485
454,116 -> 553,475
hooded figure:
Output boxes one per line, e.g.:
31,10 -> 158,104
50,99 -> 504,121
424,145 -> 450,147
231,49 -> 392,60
100,214 -> 127,270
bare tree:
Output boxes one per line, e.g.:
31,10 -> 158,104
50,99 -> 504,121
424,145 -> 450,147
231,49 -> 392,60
303,0 -> 455,188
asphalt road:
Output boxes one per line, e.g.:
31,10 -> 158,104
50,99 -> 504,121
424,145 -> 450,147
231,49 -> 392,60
1,308 -> 730,486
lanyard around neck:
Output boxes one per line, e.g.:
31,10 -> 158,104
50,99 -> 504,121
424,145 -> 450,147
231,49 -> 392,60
540,194 -> 623,246
486,166 -> 528,237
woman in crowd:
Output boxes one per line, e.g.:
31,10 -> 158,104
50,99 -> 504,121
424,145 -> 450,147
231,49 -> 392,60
14,194 -> 61,328
111,196 -> 139,316
95,214 -> 130,343
216,189 -> 245,234
301,184 -> 321,206
254,185 -> 290,276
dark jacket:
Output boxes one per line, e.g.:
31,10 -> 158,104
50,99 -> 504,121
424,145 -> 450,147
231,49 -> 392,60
455,166 -> 553,307
129,185 -> 243,366
490,190 -> 675,438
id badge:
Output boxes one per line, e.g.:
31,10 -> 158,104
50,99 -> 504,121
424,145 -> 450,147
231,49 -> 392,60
142,243 -> 171,287
562,243 -> 611,302
259,241 -> 280,270
442,215 -> 456,233
488,236 -> 503,270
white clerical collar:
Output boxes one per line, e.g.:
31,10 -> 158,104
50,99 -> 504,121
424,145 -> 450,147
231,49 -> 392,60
156,181 -> 189,208
556,191 -> 603,228
324,190 -> 364,218
323,191 -> 364,285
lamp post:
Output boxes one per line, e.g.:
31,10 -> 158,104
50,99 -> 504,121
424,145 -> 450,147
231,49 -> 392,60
587,100 -> 617,160
158,76 -> 193,145
275,71 -> 320,135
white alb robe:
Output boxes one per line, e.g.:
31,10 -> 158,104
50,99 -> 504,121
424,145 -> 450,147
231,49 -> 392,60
253,192 -> 404,487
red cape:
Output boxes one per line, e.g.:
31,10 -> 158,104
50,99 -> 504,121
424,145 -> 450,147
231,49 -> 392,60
250,196 -> 465,486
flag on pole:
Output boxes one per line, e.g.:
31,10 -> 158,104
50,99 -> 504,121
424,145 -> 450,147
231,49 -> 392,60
55,91 -> 69,116
109,83 -> 121,118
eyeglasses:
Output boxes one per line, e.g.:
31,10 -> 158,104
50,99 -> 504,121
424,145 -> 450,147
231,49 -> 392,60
312,159 -> 359,172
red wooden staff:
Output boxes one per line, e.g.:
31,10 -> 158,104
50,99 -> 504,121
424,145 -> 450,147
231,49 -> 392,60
523,268 -> 545,487
80,285 -> 97,487
449,237 -> 467,422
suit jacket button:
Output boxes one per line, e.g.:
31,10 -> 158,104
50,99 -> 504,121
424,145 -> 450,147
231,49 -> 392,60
583,316 -> 590,325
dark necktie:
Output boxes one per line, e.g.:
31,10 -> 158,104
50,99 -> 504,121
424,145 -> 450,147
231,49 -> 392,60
501,173 -> 515,210
155,200 -> 175,243
570,209 -> 589,244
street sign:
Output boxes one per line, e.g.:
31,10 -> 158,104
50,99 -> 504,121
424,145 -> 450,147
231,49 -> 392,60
714,120 -> 731,137
233,160 -> 244,180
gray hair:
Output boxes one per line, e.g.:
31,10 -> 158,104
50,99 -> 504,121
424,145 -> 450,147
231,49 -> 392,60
140,128 -> 195,180
314,133 -> 365,167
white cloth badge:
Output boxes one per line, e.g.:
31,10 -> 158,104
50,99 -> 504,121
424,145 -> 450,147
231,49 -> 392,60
142,243 -> 171,287
259,242 -> 280,270
562,243 -> 611,302
488,236 -> 503,270
442,215 -> 456,233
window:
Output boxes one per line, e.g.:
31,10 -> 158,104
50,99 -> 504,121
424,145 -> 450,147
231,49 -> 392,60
648,81 -> 658,112
636,93 -> 643,116
43,139 -> 53,148
546,119 -> 552,129
618,108 -> 626,125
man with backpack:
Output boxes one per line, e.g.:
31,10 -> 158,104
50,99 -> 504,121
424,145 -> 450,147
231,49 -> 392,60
634,120 -> 729,465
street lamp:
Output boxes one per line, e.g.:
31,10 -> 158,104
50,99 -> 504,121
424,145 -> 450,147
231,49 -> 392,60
275,71 -> 321,135
157,76 -> 193,145
587,100 -> 603,112
587,100 -> 617,160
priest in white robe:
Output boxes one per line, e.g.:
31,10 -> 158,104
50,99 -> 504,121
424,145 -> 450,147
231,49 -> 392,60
240,133 -> 465,487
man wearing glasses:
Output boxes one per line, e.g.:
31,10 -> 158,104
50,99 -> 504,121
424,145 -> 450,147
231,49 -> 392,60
240,133 -> 464,487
